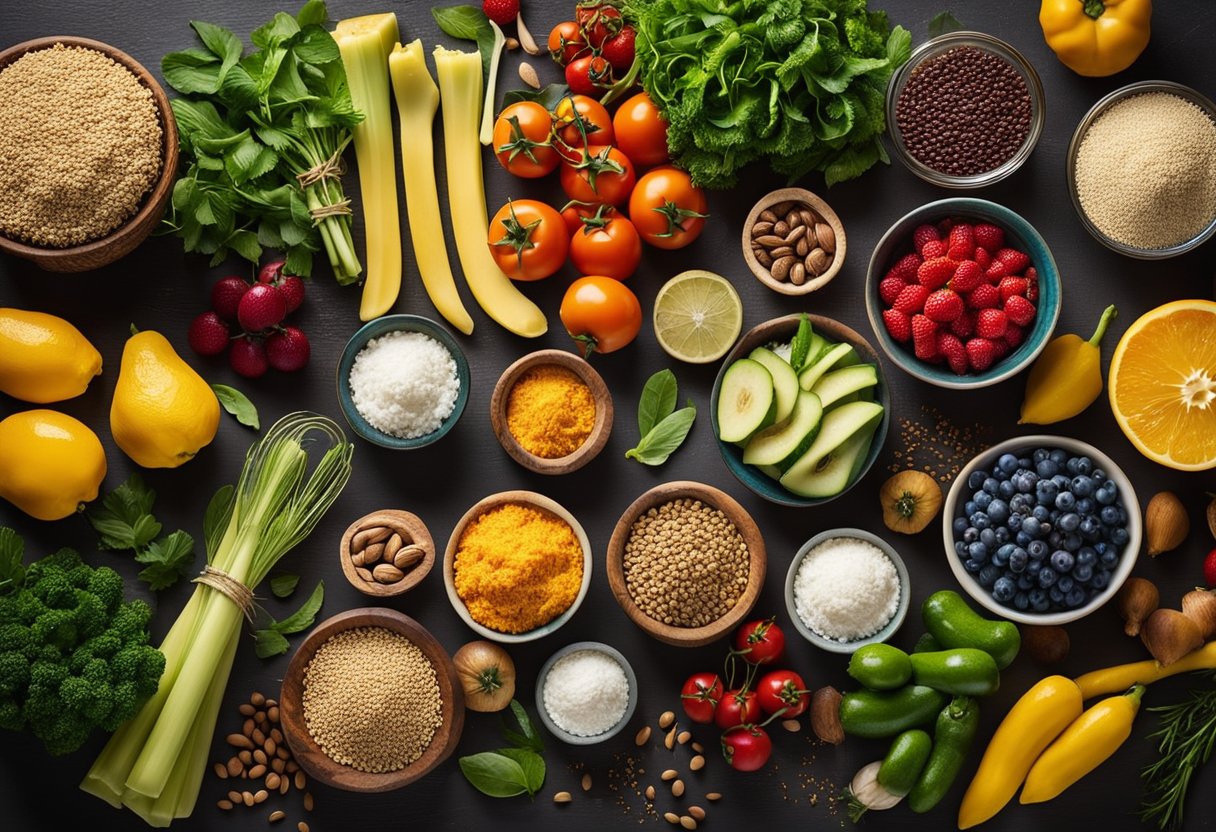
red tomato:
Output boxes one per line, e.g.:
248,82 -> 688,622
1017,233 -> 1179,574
570,213 -> 641,281
554,95 -> 614,148
628,166 -> 708,249
613,92 -> 669,168
680,672 -> 724,725
547,20 -> 587,66
755,670 -> 809,718
721,726 -> 772,772
601,26 -> 636,72
734,619 -> 785,665
559,275 -> 643,356
561,145 -> 637,206
713,688 -> 760,730
577,3 -> 623,47
559,200 -> 618,236
486,199 -> 569,281
492,102 -> 559,179
565,54 -> 612,97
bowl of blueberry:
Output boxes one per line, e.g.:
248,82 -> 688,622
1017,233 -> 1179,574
943,436 -> 1141,625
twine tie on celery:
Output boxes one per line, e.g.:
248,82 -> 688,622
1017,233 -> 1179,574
193,565 -> 256,621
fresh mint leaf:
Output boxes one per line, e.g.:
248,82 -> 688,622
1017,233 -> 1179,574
502,84 -> 569,110
927,12 -> 962,39
789,314 -> 812,372
88,474 -> 156,549
0,527 -> 25,593
432,5 -> 495,78
254,629 -> 291,659
269,580 -> 324,634
496,748 -> 545,796
626,403 -> 696,466
636,369 -> 678,437
270,573 -> 300,598
135,531 -> 196,591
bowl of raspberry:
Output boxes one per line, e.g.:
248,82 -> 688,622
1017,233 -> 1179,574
865,198 -> 1061,389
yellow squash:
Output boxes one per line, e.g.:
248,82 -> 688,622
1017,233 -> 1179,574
1021,685 -> 1144,804
1039,0 -> 1151,77
1074,641 -> 1216,699
0,308 -> 102,403
1020,305 -> 1116,424
0,409 -> 107,521
958,675 -> 1083,829
110,330 -> 220,468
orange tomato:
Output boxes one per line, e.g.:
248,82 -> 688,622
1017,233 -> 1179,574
570,213 -> 642,281
560,145 -> 636,206
560,275 -> 643,356
613,92 -> 670,167
547,20 -> 587,65
628,166 -> 708,249
553,94 -> 614,148
487,199 -> 569,281
560,200 -> 618,236
492,102 -> 559,179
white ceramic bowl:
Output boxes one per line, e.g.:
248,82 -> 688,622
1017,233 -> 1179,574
534,642 -> 638,745
942,435 -> 1142,625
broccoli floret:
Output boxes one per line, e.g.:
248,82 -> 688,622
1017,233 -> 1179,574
87,566 -> 124,615
0,651 -> 29,697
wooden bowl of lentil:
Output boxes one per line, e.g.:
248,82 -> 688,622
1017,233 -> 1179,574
443,491 -> 593,643
741,188 -> 846,296
606,481 -> 767,647
338,509 -> 435,598
0,37 -> 178,272
279,608 -> 464,792
489,349 -> 613,475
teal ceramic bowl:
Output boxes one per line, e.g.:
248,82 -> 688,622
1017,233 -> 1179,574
710,314 -> 891,508
864,198 -> 1062,389
336,314 -> 470,449
535,642 -> 638,745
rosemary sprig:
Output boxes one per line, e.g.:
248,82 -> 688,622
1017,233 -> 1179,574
1141,686 -> 1216,830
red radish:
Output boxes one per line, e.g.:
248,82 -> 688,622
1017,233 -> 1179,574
237,283 -> 287,332
187,311 -> 230,357
229,337 -> 269,378
210,276 -> 250,321
265,327 -> 311,372
278,275 -> 306,314
257,260 -> 286,285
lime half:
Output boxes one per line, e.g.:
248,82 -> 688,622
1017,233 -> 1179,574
653,270 -> 744,364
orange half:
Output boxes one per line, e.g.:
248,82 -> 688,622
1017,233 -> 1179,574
1108,299 -> 1216,471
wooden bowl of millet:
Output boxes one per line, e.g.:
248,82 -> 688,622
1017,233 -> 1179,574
338,510 -> 435,598
0,37 -> 178,272
489,349 -> 614,476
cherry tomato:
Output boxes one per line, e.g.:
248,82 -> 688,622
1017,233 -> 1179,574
559,275 -> 642,356
680,672 -> 724,725
577,3 -> 623,48
554,95 -> 614,148
565,55 -> 613,98
734,618 -> 785,665
560,145 -> 637,206
570,212 -> 641,281
547,20 -> 587,66
486,199 -> 569,282
755,670 -> 809,718
559,200 -> 618,236
721,725 -> 772,772
628,166 -> 708,249
713,688 -> 760,730
492,102 -> 559,179
613,92 -> 670,167
601,26 -> 636,72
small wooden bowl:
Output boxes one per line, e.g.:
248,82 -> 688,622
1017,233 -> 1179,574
338,510 -> 435,598
742,187 -> 847,296
489,349 -> 613,475
279,608 -> 465,792
444,491 -> 593,643
606,481 -> 766,647
0,37 -> 178,272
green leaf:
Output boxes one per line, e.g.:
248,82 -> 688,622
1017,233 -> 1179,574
218,63 -> 260,111
432,5 -> 495,78
293,25 -> 341,65
203,484 -> 236,555
211,383 -> 260,429
0,527 -> 25,593
459,752 -> 530,798
162,48 -> 222,94
88,474 -> 157,549
789,314 -> 812,372
134,530 -> 196,591
496,748 -> 545,796
295,0 -> 328,27
252,12 -> 301,49
131,514 -> 164,549
625,404 -> 696,466
270,573 -> 300,598
226,230 -> 263,264
501,700 -> 543,753
254,629 -> 291,659
927,12 -> 962,39
270,580 -> 324,634
191,19 -> 243,82
502,83 -> 570,110
636,369 -> 678,437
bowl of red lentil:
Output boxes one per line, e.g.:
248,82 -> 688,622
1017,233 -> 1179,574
443,490 -> 594,643
0,36 -> 178,272
885,31 -> 1044,189
489,349 -> 614,475
278,608 -> 465,792
606,481 -> 766,648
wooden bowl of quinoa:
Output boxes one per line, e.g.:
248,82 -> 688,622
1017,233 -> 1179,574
0,37 -> 177,272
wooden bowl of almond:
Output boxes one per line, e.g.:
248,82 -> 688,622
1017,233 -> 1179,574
742,187 -> 846,296
339,510 -> 434,598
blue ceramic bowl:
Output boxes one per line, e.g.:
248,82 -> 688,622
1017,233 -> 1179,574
710,314 -> 891,508
336,314 -> 470,449
535,642 -> 638,745
864,198 -> 1062,389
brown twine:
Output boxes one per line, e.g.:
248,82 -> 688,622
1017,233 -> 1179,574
296,148 -> 347,188
193,565 -> 256,621
309,198 -> 352,222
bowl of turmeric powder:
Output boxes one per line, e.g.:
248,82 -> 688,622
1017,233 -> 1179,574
489,349 -> 613,475
443,491 -> 593,644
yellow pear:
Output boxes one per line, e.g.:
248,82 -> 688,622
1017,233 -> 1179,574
0,307 -> 102,403
110,329 -> 220,468
0,409 -> 107,520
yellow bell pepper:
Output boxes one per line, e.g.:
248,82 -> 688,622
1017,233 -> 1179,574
1039,0 -> 1151,77
1021,685 -> 1144,804
1019,305 -> 1117,424
958,675 -> 1082,829
1074,641 -> 1216,699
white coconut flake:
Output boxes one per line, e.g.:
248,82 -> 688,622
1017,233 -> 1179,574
793,536 -> 900,642
349,330 -> 459,439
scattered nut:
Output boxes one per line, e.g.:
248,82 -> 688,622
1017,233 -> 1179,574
661,769 -> 679,782
664,812 -> 681,825
689,755 -> 705,771
689,806 -> 706,821
635,726 -> 652,746
645,785 -> 656,800
581,773 -> 592,792
691,742 -> 704,754
554,791 -> 573,804
518,62 -> 541,89
303,792 -> 314,812
217,799 -> 233,810
680,816 -> 697,830
810,686 -> 845,745
672,778 -> 686,797
659,711 -> 676,729
268,810 -> 286,823
782,719 -> 801,733
706,792 -> 722,802
677,730 -> 691,745
665,726 -> 677,750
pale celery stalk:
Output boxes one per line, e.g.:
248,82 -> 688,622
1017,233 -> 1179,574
389,40 -> 474,335
432,46 -> 547,338
335,13 -> 403,322
478,20 -> 507,146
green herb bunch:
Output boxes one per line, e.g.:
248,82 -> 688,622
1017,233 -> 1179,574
459,700 -> 546,798
1141,685 -> 1216,830
161,0 -> 363,281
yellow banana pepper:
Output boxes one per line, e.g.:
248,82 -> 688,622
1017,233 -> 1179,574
1039,0 -> 1151,77
1074,641 -> 1216,699
1021,685 -> 1144,804
958,676 -> 1082,829
1019,304 -> 1117,424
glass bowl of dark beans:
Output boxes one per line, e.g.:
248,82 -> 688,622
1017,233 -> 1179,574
943,436 -> 1142,625
885,31 -> 1045,189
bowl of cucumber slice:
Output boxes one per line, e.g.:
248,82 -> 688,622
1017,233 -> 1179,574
711,314 -> 890,507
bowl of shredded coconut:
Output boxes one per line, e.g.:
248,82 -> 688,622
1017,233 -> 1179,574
337,315 -> 470,449
784,528 -> 910,654
535,642 -> 637,745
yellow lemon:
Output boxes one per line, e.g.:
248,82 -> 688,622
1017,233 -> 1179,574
0,308 -> 102,403
110,330 -> 220,468
0,409 -> 107,520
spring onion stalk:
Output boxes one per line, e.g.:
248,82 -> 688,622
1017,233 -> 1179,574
81,413 -> 354,826
478,20 -> 507,145
335,13 -> 403,322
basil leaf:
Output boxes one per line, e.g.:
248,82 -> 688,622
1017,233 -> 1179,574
502,83 -> 570,110
203,484 -> 236,555
295,0 -> 328,27
637,369 -> 678,437
927,11 -> 963,38
270,580 -> 324,634
270,573 -> 300,598
432,5 -> 495,78
625,404 -> 697,466
254,629 -> 291,659
496,748 -> 545,796
0,527 -> 25,594
789,314 -> 812,372
459,752 -> 530,798
211,383 -> 260,429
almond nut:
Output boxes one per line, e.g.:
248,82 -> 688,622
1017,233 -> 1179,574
810,686 -> 845,745
770,256 -> 796,282
790,262 -> 807,285
814,222 -> 836,254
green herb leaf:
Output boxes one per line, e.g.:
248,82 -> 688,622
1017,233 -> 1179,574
270,580 -> 324,634
789,314 -> 812,372
191,19 -> 243,82
502,699 -> 544,753
459,752 -> 530,798
496,748 -> 545,796
135,531 -> 196,591
293,25 -> 341,65
626,403 -> 697,466
295,0 -> 327,27
88,474 -> 157,550
502,83 -> 570,110
254,629 -> 291,659
927,11 -> 963,38
162,48 -> 223,94
270,573 -> 300,598
636,369 -> 678,437
252,12 -> 301,49
432,5 -> 495,78
0,527 -> 25,594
